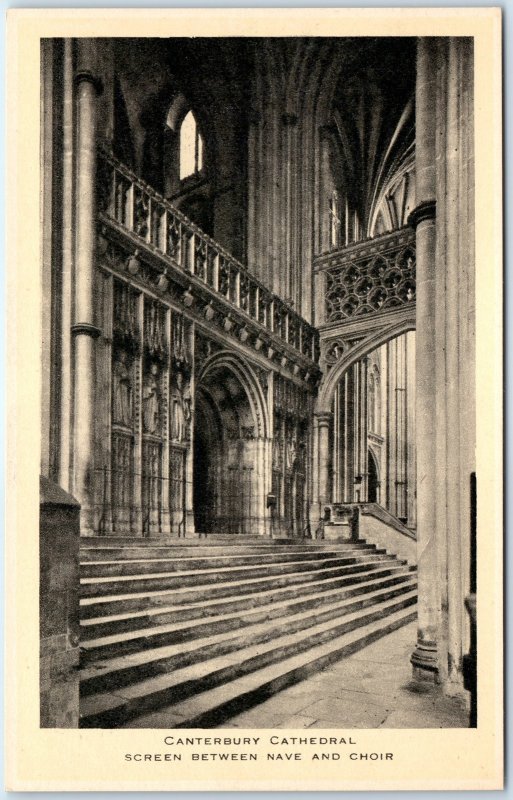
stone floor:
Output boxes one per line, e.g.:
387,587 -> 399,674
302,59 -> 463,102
222,622 -> 470,729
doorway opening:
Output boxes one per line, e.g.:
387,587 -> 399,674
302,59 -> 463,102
194,360 -> 265,535
368,448 -> 379,503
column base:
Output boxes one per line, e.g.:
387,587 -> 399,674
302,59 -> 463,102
411,639 -> 440,682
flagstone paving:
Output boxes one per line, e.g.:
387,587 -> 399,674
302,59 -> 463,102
223,622 -> 469,729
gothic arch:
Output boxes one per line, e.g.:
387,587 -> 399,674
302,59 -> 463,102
316,315 -> 416,415
196,350 -> 270,440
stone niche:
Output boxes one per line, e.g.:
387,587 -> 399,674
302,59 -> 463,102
40,477 -> 80,728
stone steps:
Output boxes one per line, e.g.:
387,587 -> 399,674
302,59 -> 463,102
123,606 -> 418,730
78,540 -> 417,728
80,552 -> 395,596
80,576 -> 416,662
80,594 -> 417,727
80,569 -> 415,640
80,559 -> 414,618
79,541 -> 365,561
80,546 -> 377,577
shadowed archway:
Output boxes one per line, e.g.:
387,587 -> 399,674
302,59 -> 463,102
194,351 -> 270,535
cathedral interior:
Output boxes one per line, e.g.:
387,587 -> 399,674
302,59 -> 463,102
40,35 -> 476,729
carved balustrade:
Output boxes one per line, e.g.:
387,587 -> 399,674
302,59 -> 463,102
97,149 -> 318,370
314,228 -> 416,324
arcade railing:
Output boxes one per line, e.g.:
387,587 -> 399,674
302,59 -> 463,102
97,149 -> 319,366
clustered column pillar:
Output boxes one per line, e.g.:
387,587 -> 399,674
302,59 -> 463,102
410,37 -> 475,691
72,67 -> 103,535
434,38 -> 476,691
409,37 -> 439,680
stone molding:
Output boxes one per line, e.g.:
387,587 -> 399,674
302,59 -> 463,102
316,314 -> 416,415
197,349 -> 270,439
74,70 -> 104,96
315,411 -> 333,427
98,221 -> 320,390
411,640 -> 439,679
71,322 -> 102,339
407,199 -> 436,229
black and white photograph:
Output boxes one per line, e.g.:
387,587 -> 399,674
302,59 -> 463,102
6,7 -> 503,791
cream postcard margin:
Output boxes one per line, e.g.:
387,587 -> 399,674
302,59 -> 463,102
6,8 -> 503,791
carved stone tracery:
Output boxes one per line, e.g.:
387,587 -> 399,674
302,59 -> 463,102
322,229 -> 416,322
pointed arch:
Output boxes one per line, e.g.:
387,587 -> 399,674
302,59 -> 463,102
197,350 -> 270,440
316,314 -> 416,415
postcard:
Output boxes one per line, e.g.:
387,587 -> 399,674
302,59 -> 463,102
6,7 -> 503,791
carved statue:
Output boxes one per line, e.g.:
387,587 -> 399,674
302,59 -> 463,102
272,420 -> 282,470
326,340 -> 345,363
171,369 -> 191,442
286,428 -> 298,472
172,315 -> 188,364
142,362 -> 160,435
112,350 -> 132,427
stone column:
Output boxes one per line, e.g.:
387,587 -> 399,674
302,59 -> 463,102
160,307 -> 172,535
332,384 -> 341,503
396,335 -> 407,520
246,110 -> 261,274
72,69 -> 103,535
386,338 -> 398,514
316,412 -> 333,509
254,437 -> 267,536
310,414 -> 320,526
406,331 -> 417,529
343,368 -> 355,501
133,293 -> 144,536
59,38 -> 74,493
408,37 -> 439,680
40,40 -> 56,479
358,358 -> 369,501
282,112 -> 299,307
434,39 -> 476,692
185,323 -> 195,535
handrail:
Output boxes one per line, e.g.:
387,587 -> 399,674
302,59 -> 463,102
313,226 -> 415,268
97,148 -> 318,363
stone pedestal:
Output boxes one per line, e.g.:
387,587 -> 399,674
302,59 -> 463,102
40,477 -> 80,728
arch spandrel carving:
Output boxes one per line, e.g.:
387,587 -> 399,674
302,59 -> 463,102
316,314 -> 416,415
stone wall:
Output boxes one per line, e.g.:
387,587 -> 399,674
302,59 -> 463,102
359,506 -> 417,567
40,478 -> 80,728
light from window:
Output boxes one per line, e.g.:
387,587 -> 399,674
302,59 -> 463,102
180,111 -> 204,180
329,191 -> 341,249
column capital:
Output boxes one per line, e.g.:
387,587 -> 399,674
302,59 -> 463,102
408,199 -> 436,230
74,70 -> 104,96
315,411 -> 333,427
71,322 -> 102,339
